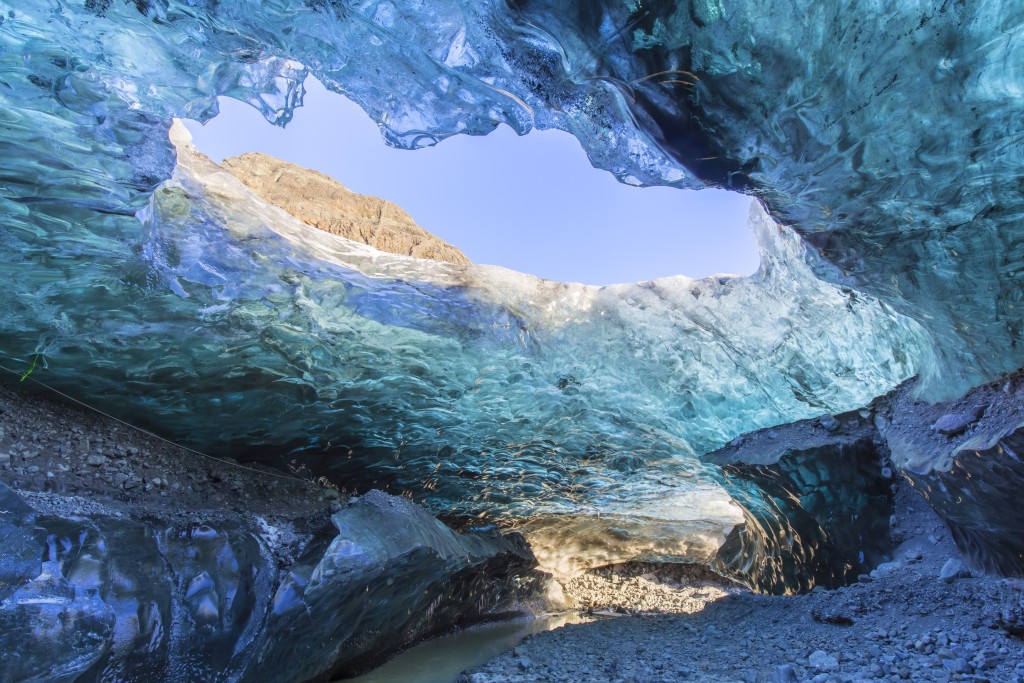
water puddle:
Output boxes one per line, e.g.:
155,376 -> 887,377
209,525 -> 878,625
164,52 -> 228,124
339,612 -> 586,683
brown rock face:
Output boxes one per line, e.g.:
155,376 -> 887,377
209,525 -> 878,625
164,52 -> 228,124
220,152 -> 470,264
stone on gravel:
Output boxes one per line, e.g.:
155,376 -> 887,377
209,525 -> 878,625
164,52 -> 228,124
769,664 -> 798,682
565,561 -> 734,615
818,415 -> 839,431
808,650 -> 839,671
943,657 -> 970,674
930,411 -> 980,436
939,558 -> 970,583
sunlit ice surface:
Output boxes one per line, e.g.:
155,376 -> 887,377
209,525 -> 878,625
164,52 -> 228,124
36,125 -> 917,572
1,0 -> 1002,572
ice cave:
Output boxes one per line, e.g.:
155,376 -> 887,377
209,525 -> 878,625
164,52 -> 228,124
0,1 -> 1023,682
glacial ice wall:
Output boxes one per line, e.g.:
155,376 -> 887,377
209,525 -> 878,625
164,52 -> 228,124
0,0 -> 1018,400
0,1 -> 1017,533
1,120 -> 926,533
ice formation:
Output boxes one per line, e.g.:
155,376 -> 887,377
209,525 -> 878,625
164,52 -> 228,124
0,484 -> 539,681
2,119 -> 925,531
0,1 -> 1021,672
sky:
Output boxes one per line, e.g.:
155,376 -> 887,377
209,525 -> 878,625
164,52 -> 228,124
183,78 -> 758,286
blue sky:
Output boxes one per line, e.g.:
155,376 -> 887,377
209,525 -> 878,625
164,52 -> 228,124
184,78 -> 758,286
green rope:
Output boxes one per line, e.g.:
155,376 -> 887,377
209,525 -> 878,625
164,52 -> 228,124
19,353 -> 40,382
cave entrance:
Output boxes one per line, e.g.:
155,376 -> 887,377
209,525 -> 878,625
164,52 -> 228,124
184,77 -> 757,286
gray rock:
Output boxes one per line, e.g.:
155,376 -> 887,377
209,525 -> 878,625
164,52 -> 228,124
873,412 -> 891,435
819,415 -> 839,431
770,664 -> 798,683
930,411 -> 979,436
85,454 -> 106,467
809,650 -> 839,672
871,560 -> 903,579
942,657 -> 970,674
940,558 -> 971,583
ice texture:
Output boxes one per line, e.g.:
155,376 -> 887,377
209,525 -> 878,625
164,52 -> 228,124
0,485 -> 539,682
0,0 -> 1017,399
884,383 -> 1024,576
0,0 -> 1020,591
0,127 -> 922,533
709,437 -> 894,595
903,429 -> 1024,576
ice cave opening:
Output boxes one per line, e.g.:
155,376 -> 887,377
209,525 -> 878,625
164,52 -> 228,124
183,77 -> 759,286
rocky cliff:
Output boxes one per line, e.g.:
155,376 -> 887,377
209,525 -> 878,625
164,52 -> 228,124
220,153 -> 470,265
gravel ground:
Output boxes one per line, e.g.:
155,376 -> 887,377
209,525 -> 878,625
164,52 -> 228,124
465,487 -> 1024,683
565,562 -> 740,616
0,379 -> 344,546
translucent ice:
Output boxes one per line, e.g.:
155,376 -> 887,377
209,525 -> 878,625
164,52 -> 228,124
0,0 -> 1019,403
0,0 -> 1019,589
0,128 -> 921,530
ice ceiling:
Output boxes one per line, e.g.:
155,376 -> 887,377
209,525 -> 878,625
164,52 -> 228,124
0,1 -> 1020,534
